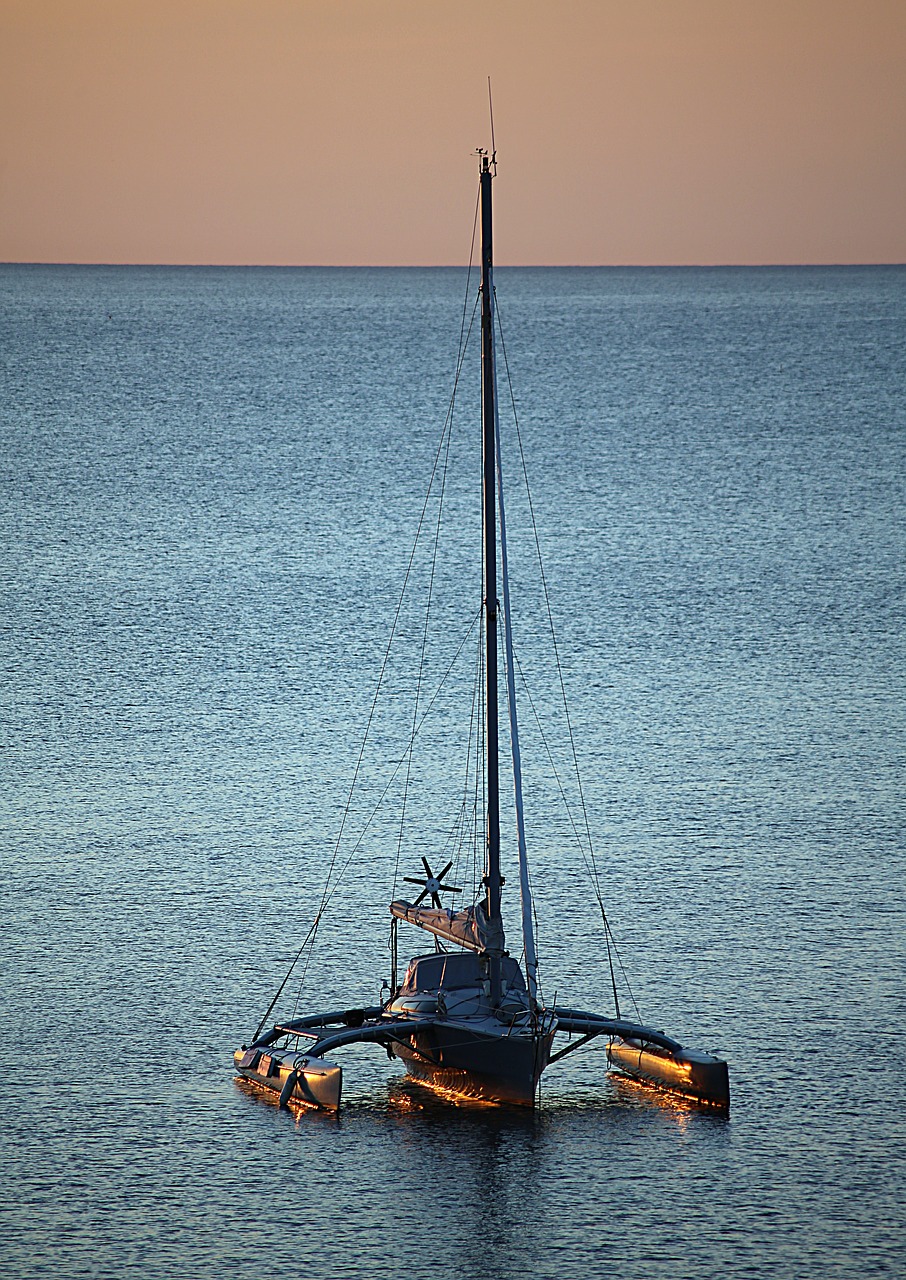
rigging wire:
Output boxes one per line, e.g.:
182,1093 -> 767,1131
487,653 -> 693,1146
500,616 -> 547,1008
510,646 -> 640,1022
261,181 -> 487,1027
493,290 -> 640,1022
257,172 -> 640,1033
263,312 -> 481,1029
287,609 -> 482,1018
393,394 -> 453,893
390,186 -> 482,903
286,421 -> 458,1012
274,267 -> 484,1023
448,628 -> 484,902
391,297 -> 481,900
337,608 -> 481,877
252,913 -> 321,1042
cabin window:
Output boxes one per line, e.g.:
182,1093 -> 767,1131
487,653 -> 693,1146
403,952 -> 483,992
501,957 -> 528,993
401,952 -> 528,993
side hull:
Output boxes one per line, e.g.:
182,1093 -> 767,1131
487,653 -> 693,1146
233,1046 -> 342,1112
607,1037 -> 729,1108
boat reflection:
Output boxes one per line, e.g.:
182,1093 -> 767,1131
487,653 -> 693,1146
237,1064 -> 729,1131
607,1072 -> 731,1123
385,1073 -> 536,1116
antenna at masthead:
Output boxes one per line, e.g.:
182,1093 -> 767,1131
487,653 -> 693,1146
487,76 -> 497,172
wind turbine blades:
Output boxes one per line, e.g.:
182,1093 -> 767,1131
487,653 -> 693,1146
437,860 -> 454,882
413,889 -> 429,905
421,856 -> 433,877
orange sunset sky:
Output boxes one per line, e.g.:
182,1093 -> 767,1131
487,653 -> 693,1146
2,0 -> 905,266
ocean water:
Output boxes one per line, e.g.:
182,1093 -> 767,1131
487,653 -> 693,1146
1,263 -> 904,1280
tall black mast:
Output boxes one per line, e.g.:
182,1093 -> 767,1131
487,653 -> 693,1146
480,152 -> 502,1007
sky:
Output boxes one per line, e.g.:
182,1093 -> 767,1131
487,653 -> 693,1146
1,0 -> 905,265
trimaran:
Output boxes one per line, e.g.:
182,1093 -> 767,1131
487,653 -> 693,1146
234,151 -> 729,1113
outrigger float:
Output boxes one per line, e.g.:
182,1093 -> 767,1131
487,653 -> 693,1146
235,147 -> 729,1115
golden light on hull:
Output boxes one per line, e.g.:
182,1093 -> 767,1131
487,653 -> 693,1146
233,1046 -> 342,1112
606,1038 -> 729,1109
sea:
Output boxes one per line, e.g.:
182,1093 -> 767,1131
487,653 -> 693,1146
2,263 -> 904,1280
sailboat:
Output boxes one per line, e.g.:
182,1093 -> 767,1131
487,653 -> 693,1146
233,152 -> 729,1113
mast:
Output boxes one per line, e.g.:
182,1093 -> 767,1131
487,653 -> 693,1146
480,151 -> 502,1007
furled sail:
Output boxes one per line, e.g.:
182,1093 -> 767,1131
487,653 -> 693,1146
389,900 -> 506,955
493,355 -> 539,1006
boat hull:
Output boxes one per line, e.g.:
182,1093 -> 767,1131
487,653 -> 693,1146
392,1018 -> 554,1106
234,1046 -> 342,1112
607,1037 -> 729,1108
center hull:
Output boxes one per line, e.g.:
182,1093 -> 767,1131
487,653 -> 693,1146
392,1019 -> 554,1106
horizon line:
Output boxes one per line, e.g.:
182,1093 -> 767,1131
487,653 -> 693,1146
3,260 -> 905,270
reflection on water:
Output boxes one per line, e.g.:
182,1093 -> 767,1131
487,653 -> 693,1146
605,1073 -> 730,1121
236,1056 -> 730,1128
385,1074 -> 524,1113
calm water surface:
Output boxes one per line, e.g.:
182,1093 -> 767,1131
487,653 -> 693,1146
2,264 -> 905,1279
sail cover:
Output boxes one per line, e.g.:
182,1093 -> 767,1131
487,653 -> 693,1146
390,900 -> 506,955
